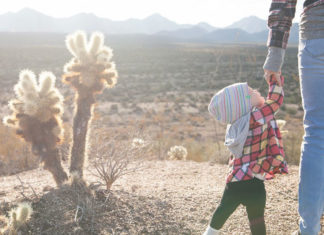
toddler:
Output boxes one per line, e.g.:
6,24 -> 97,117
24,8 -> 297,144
203,75 -> 288,235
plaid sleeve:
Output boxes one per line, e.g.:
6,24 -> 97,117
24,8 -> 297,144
250,76 -> 284,127
267,0 -> 297,49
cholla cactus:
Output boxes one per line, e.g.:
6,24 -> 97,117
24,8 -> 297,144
277,119 -> 288,135
1,202 -> 33,235
63,31 -> 118,177
63,31 -> 118,94
132,138 -> 146,149
3,70 -> 68,185
168,145 -> 188,160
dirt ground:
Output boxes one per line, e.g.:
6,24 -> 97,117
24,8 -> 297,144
0,160 -> 310,234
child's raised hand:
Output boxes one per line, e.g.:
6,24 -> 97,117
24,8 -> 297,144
264,69 -> 282,86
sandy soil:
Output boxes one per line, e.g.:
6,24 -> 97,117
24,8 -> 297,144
0,160 -> 311,235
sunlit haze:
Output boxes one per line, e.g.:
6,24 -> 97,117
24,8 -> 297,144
1,0 -> 304,27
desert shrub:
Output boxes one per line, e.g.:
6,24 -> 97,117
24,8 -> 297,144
281,104 -> 287,111
167,145 -> 187,160
286,107 -> 298,116
109,104 -> 118,114
88,133 -> 147,190
133,105 -> 143,114
131,138 -> 146,149
284,127 -> 304,165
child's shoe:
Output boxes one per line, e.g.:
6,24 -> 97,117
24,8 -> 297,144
202,225 -> 220,235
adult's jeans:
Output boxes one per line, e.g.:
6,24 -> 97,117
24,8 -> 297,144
298,38 -> 324,235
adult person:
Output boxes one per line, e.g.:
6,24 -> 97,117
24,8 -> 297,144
263,1 -> 324,234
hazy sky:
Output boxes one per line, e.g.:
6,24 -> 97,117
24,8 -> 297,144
1,0 -> 304,27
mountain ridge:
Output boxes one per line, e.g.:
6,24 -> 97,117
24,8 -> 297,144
0,8 -> 299,43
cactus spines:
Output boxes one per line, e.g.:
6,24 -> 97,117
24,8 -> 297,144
63,31 -> 118,177
88,32 -> 104,56
63,31 -> 118,94
1,202 -> 33,235
3,70 -> 68,185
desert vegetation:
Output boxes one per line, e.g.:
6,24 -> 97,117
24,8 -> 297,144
0,32 -> 311,234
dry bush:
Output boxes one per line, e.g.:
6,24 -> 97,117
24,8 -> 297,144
0,124 -> 38,175
167,145 -> 187,160
88,132 -> 149,190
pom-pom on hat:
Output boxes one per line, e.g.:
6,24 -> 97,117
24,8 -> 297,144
208,82 -> 251,124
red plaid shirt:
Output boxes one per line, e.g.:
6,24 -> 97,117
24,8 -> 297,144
267,0 -> 324,49
226,76 -> 288,183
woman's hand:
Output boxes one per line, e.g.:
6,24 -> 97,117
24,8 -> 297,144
264,69 -> 282,86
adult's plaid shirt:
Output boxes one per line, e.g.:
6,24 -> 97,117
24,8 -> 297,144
267,0 -> 324,49
226,76 -> 288,183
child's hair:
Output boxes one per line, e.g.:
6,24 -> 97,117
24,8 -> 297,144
208,82 -> 252,124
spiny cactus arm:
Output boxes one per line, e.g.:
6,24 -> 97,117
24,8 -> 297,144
16,202 -> 33,223
75,31 -> 87,52
75,31 -> 90,63
38,72 -> 55,97
102,70 -> 118,88
3,116 -> 17,127
64,58 -> 81,73
88,32 -> 104,56
9,210 -> 18,230
8,99 -> 24,113
62,72 -> 82,89
13,85 -> 24,100
97,46 -> 113,65
66,34 -> 79,58
18,70 -> 38,95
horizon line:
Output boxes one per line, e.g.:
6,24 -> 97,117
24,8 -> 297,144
0,7 -> 274,29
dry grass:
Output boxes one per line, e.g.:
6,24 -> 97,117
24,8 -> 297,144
0,114 -> 305,178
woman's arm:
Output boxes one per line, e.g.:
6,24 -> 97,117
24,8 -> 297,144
263,0 -> 297,84
267,0 -> 297,49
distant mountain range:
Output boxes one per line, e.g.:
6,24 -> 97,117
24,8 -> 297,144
0,8 -> 299,44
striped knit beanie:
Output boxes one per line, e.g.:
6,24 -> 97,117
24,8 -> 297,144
208,82 -> 251,124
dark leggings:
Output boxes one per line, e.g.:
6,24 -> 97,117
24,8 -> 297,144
210,178 -> 266,235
